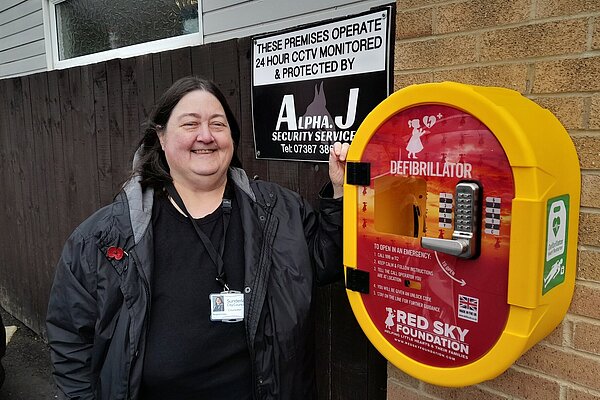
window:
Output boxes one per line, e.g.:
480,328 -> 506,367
45,0 -> 203,69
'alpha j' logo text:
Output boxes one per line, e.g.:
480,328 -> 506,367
276,83 -> 359,134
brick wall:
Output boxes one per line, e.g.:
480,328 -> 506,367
390,0 -> 600,398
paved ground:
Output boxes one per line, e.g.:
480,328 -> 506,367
0,306 -> 60,400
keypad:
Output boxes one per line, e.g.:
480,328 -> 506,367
455,187 -> 475,232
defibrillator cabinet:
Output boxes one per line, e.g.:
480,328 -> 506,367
343,82 -> 580,387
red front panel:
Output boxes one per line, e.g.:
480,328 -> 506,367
357,105 -> 514,367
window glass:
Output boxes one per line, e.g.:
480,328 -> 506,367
55,0 -> 199,60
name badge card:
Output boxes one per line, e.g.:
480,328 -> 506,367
210,291 -> 244,322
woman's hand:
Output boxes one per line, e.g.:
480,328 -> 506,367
329,142 -> 350,199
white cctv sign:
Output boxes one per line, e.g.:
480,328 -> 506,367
253,10 -> 389,86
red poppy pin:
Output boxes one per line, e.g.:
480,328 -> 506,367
107,246 -> 125,261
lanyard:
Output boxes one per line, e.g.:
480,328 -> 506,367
165,182 -> 232,291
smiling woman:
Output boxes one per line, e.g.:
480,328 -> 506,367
157,90 -> 235,216
46,76 -> 349,400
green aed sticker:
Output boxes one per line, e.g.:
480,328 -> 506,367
543,194 -> 570,295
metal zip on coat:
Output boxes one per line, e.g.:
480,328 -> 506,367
127,249 -> 151,400
247,197 -> 278,400
247,201 -> 277,338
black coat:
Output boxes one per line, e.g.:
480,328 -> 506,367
46,168 -> 343,399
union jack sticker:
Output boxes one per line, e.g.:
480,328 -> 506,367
458,294 -> 479,322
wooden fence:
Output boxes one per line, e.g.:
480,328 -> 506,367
0,37 -> 386,399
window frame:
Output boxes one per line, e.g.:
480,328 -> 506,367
42,0 -> 204,70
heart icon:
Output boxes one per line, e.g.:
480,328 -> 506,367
423,115 -> 437,128
552,216 -> 560,236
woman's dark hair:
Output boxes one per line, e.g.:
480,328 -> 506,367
133,76 -> 242,189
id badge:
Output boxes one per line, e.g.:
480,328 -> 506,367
209,291 -> 244,323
